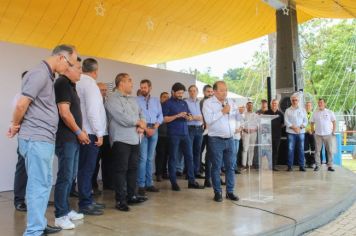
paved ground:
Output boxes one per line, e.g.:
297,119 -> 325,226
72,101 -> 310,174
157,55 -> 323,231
305,201 -> 356,236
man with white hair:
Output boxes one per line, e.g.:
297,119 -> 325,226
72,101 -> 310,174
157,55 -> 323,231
284,94 -> 308,171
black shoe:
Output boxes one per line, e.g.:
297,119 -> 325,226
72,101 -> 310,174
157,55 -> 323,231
79,205 -> 103,215
127,195 -> 147,205
299,167 -> 306,172
220,179 -> 226,185
204,180 -> 212,188
162,173 -> 169,179
287,167 -> 293,172
226,192 -> 239,201
214,192 -> 223,202
92,188 -> 102,196
176,171 -> 183,177
314,166 -> 320,171
146,186 -> 160,192
138,187 -> 146,196
70,190 -> 79,198
272,168 -> 279,171
15,202 -> 27,212
195,174 -> 205,179
188,181 -> 205,189
328,167 -> 335,172
156,175 -> 162,182
171,183 -> 181,191
44,225 -> 62,234
235,169 -> 241,174
92,202 -> 106,209
115,202 -> 130,212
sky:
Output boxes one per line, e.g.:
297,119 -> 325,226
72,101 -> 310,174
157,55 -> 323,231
162,36 -> 268,79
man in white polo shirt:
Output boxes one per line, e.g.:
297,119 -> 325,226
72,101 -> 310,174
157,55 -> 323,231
311,98 -> 336,172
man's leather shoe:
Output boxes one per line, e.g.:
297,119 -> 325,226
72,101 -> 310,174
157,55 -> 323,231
172,183 -> 181,191
138,187 -> 146,196
328,167 -> 335,172
44,225 -> 62,234
176,171 -> 183,177
127,195 -> 146,205
146,186 -> 159,192
272,168 -> 279,171
195,174 -> 205,179
235,169 -> 241,174
204,180 -> 212,188
226,192 -> 239,201
188,182 -> 204,189
92,202 -> 106,209
287,167 -> 293,172
299,167 -> 306,172
70,190 -> 79,198
214,192 -> 223,202
15,202 -> 27,212
79,205 -> 103,215
314,166 -> 320,171
115,202 -> 130,212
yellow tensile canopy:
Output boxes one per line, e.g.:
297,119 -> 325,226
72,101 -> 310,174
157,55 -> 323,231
0,0 -> 354,65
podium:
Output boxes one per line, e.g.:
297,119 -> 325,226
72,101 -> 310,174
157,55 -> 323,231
240,114 -> 278,203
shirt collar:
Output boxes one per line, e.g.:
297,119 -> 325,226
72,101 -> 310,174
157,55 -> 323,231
60,75 -> 75,87
42,60 -> 55,81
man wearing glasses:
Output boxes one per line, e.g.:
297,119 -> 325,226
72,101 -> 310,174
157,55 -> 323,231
136,79 -> 163,196
284,94 -> 308,172
8,44 -> 78,236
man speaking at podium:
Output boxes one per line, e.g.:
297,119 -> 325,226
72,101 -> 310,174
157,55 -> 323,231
203,81 -> 240,203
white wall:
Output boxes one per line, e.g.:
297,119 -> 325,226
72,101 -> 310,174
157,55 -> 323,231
0,41 -> 195,192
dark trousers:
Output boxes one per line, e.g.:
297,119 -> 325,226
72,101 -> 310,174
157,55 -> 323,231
78,135 -> 99,208
112,141 -> 139,203
168,135 -> 195,184
188,126 -> 203,176
155,136 -> 169,176
92,135 -> 113,189
272,137 -> 281,168
14,148 -> 27,205
236,139 -> 243,168
304,133 -> 315,166
202,135 -> 212,181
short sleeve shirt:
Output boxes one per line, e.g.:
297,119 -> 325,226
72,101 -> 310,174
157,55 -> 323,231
54,75 -> 82,143
18,61 -> 58,143
311,109 -> 336,136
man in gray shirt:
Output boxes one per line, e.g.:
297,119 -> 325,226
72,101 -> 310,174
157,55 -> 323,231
8,44 -> 78,236
105,73 -> 147,212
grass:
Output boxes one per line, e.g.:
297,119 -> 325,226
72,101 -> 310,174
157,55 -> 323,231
342,159 -> 356,172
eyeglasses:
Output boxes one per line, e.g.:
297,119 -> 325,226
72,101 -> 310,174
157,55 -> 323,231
61,55 -> 74,67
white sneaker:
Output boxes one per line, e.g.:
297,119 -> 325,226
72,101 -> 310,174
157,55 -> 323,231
68,210 -> 84,221
55,215 -> 75,230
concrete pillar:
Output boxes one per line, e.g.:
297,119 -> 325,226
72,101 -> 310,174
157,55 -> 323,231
275,6 -> 303,98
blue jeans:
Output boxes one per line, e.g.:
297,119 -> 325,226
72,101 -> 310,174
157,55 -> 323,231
18,138 -> 55,236
78,135 -> 99,208
232,139 -> 240,170
287,133 -> 305,168
188,126 -> 203,175
138,131 -> 158,188
176,147 -> 184,172
54,141 -> 80,218
168,135 -> 195,184
208,137 -> 236,194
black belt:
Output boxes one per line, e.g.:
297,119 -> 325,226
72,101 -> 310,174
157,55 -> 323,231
147,123 -> 155,128
188,125 -> 203,128
209,136 -> 232,140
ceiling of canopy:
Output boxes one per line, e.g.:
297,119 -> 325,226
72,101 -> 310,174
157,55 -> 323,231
0,0 -> 354,64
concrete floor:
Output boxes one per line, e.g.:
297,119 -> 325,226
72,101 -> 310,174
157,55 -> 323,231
1,165 -> 356,236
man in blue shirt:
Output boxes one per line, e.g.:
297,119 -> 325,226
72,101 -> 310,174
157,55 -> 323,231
136,79 -> 163,196
162,82 -> 204,191
185,85 -> 204,178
